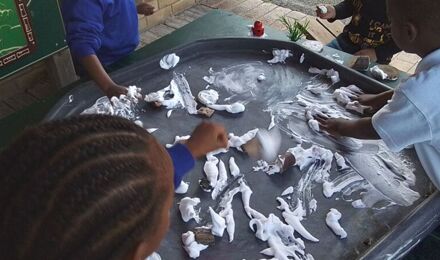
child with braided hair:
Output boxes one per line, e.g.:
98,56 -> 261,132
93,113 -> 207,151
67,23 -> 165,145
0,115 -> 228,260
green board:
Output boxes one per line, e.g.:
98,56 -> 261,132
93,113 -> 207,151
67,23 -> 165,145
0,0 -> 66,79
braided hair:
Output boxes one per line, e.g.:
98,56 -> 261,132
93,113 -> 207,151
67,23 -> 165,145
0,115 -> 173,260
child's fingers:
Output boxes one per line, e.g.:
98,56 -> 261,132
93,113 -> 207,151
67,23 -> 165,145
314,114 -> 328,124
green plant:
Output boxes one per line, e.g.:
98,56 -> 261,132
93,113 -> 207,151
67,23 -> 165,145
279,15 -> 310,42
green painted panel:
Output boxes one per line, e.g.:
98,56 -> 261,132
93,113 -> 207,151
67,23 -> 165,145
0,0 -> 66,79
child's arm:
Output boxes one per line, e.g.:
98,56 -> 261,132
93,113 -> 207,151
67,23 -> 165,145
62,0 -> 127,97
80,55 -> 127,97
316,116 -> 381,139
167,122 -> 228,188
317,0 -> 354,21
357,89 -> 394,111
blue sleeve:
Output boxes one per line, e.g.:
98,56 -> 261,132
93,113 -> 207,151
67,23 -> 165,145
167,143 -> 195,189
61,0 -> 108,58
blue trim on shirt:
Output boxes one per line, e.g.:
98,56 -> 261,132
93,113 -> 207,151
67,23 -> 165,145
167,143 -> 195,189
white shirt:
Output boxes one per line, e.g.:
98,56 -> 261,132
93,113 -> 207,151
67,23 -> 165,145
372,48 -> 440,189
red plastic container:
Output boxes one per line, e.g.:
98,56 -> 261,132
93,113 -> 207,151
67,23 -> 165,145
252,21 -> 264,37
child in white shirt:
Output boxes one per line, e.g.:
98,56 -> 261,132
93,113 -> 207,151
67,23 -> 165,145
316,0 -> 440,189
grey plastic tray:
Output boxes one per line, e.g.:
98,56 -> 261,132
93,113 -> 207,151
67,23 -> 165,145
45,38 -> 440,260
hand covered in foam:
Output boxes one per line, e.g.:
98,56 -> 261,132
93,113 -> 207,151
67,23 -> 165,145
314,116 -> 351,137
186,122 -> 228,158
103,84 -> 128,98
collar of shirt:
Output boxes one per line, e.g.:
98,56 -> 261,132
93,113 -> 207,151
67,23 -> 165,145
416,48 -> 440,73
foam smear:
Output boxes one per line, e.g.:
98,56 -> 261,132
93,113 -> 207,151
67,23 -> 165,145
82,86 -> 142,120
144,73 -> 197,114
323,149 -> 420,208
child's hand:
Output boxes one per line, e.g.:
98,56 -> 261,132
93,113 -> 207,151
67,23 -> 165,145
103,84 -> 128,98
315,116 -> 350,137
355,90 -> 394,111
356,94 -> 382,111
137,3 -> 155,16
186,122 -> 228,158
354,49 -> 377,62
316,5 -> 336,20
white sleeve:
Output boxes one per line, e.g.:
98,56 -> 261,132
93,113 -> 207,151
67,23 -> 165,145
372,90 -> 431,152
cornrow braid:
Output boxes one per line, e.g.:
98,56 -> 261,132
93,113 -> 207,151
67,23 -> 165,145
0,115 -> 173,260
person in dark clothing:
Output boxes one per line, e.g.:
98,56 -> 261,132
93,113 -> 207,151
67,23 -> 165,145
316,0 -> 400,64
61,0 -> 155,97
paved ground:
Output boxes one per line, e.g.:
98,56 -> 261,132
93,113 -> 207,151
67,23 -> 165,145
268,0 -> 343,16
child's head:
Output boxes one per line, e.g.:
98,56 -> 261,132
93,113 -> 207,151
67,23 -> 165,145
0,115 -> 174,260
387,0 -> 440,56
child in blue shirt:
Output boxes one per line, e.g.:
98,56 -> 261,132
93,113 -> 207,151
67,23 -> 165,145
0,115 -> 228,259
316,0 -> 440,189
62,0 -> 154,97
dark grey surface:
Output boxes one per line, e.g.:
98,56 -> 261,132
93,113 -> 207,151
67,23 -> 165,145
45,38 -> 439,260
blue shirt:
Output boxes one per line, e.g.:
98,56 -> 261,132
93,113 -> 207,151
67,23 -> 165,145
372,48 -> 440,189
167,143 -> 195,189
61,0 -> 139,66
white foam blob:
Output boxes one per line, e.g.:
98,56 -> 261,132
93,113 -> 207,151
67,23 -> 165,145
197,89 -> 219,106
209,207 -> 226,237
145,252 -> 161,260
318,5 -> 328,14
209,102 -> 245,113
166,135 -> 190,148
179,197 -> 201,223
326,208 -> 347,239
145,73 -> 197,115
212,160 -> 228,200
134,120 -> 143,127
302,40 -> 324,53
166,110 -> 173,118
267,49 -> 292,64
228,128 -> 258,151
229,157 -> 240,177
257,73 -> 266,81
277,197 -> 320,242
204,155 -> 219,188
147,128 -> 158,133
281,186 -> 294,196
160,53 -> 180,70
308,67 -> 340,84
175,181 -> 189,194
370,65 -> 388,80
219,207 -> 235,242
334,152 -> 349,170
300,53 -> 305,64
82,86 -> 142,120
182,231 -> 208,259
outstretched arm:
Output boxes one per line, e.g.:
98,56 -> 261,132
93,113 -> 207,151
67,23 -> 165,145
80,55 -> 127,97
316,116 -> 380,140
